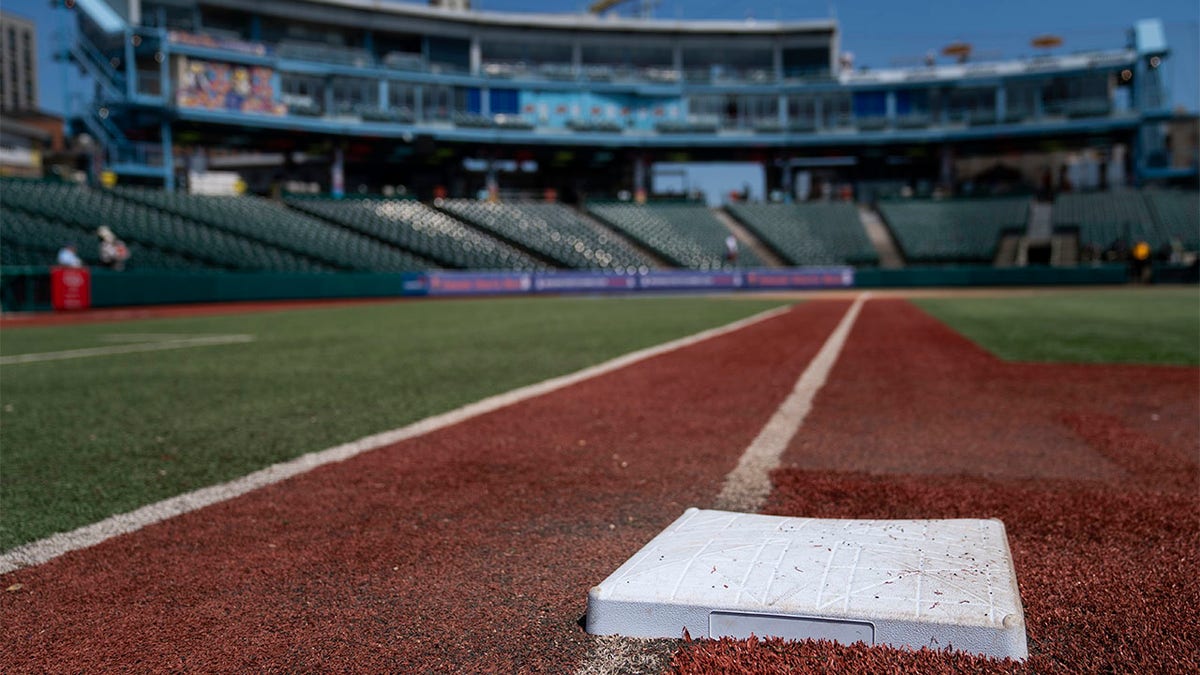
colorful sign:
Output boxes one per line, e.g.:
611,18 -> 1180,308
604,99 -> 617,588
175,57 -> 286,115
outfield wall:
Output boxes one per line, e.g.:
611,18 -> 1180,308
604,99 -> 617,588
0,265 -> 1141,312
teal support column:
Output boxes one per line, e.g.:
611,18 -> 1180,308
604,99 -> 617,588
125,29 -> 136,98
159,39 -> 170,103
161,120 -> 174,191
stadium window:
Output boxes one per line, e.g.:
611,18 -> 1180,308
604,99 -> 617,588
782,46 -> 831,79
1006,82 -> 1038,117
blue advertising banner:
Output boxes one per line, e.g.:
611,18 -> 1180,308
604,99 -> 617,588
405,267 -> 855,297
743,267 -> 854,290
425,272 -> 532,295
532,272 -> 638,293
636,271 -> 743,291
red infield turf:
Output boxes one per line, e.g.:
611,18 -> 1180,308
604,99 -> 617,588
2,298 -> 1197,673
675,300 -> 1200,673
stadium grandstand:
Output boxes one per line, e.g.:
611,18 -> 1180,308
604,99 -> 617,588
0,0 -> 1197,307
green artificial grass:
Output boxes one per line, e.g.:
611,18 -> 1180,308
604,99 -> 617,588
916,287 -> 1200,366
0,296 -> 785,551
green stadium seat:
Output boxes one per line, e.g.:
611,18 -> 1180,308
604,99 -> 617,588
726,203 -> 877,266
585,203 -> 763,270
115,188 -> 427,272
285,197 -> 544,270
879,198 -> 1029,264
1052,192 -> 1156,251
439,200 -> 654,271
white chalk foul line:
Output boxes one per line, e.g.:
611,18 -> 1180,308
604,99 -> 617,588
714,293 -> 868,513
577,293 -> 868,675
0,334 -> 256,365
0,305 -> 791,574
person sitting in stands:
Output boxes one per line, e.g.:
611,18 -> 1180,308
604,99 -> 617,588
97,226 -> 130,271
56,244 -> 83,268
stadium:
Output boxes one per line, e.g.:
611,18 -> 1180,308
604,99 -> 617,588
1,0 -> 1198,672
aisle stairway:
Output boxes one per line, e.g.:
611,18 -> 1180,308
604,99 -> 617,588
858,206 -> 904,269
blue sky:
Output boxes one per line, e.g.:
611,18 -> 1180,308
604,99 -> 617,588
6,0 -> 1198,117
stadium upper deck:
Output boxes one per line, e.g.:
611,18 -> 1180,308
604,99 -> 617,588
63,0 -> 1184,194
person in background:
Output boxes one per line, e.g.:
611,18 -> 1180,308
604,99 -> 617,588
1131,240 -> 1152,283
97,226 -> 131,271
56,244 -> 83,268
725,234 -> 739,263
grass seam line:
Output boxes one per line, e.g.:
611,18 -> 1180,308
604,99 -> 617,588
0,334 -> 256,365
0,305 -> 792,574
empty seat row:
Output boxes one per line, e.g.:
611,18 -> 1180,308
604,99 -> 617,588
116,188 -> 427,272
1052,192 -> 1155,250
1057,191 -> 1199,251
726,203 -> 878,266
285,198 -> 543,271
879,198 -> 1029,263
1144,190 -> 1199,250
438,200 -> 654,271
585,203 -> 763,270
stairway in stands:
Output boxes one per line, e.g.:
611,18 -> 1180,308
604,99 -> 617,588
1015,201 -> 1077,266
857,206 -> 904,268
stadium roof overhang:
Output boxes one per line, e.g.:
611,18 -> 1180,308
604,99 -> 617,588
198,0 -> 836,39
158,107 -> 1142,152
74,0 -> 128,34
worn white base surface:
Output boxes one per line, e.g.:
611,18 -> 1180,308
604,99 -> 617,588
587,508 -> 1027,660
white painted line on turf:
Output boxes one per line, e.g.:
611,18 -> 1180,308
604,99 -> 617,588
0,334 -> 256,365
713,293 -> 868,513
576,292 -> 869,675
99,333 -> 228,342
0,305 -> 792,574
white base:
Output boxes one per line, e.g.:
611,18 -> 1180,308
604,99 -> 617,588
587,508 -> 1027,660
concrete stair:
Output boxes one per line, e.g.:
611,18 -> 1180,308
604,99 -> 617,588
858,206 -> 904,268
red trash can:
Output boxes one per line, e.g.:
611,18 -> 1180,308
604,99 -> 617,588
51,266 -> 92,311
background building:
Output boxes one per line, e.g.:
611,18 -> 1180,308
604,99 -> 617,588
45,0 -> 1191,200
1,10 -> 39,112
0,10 -> 68,178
